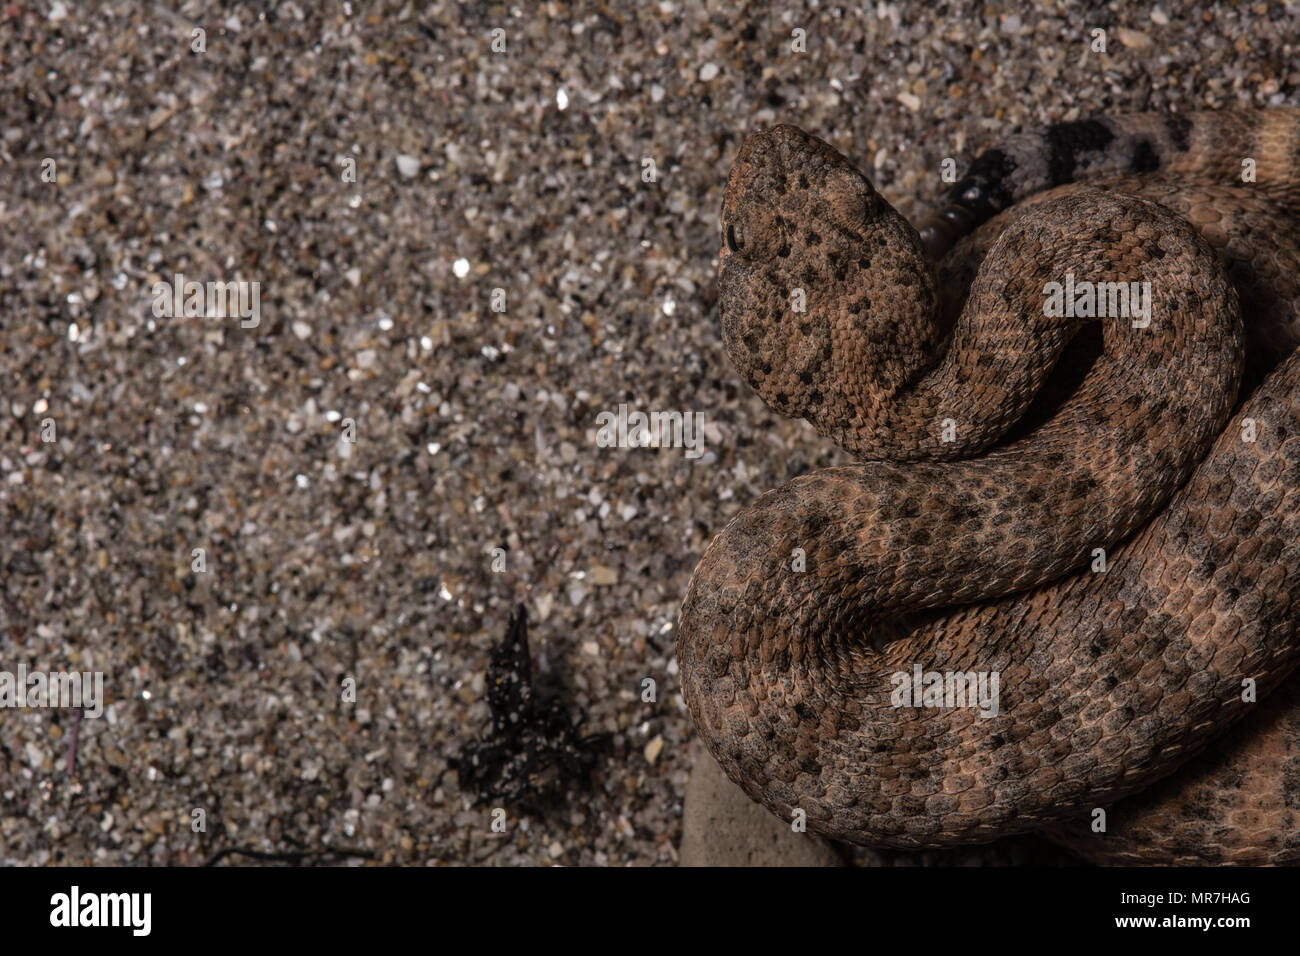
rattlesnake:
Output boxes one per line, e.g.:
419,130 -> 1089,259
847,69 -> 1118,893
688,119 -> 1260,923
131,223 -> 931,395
677,109 -> 1300,864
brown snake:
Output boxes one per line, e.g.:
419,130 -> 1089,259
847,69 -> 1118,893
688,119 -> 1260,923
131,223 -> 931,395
677,109 -> 1300,864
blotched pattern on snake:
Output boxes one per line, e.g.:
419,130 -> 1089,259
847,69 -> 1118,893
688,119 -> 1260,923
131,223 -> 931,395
678,109 -> 1300,863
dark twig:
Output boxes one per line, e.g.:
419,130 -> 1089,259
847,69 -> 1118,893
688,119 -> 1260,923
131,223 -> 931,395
203,845 -> 376,867
66,710 -> 82,775
451,604 -> 609,814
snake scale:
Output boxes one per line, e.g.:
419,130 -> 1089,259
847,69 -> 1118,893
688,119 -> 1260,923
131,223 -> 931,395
677,108 -> 1300,864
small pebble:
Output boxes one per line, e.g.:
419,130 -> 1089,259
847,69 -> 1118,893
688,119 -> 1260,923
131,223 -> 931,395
396,154 -> 420,178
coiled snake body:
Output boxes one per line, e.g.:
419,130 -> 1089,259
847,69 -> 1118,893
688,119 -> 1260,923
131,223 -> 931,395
677,109 -> 1300,864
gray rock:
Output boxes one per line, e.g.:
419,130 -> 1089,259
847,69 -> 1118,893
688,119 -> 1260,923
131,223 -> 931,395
679,739 -> 846,867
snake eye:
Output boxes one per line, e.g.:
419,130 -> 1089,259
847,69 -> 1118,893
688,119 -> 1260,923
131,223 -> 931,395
726,223 -> 743,253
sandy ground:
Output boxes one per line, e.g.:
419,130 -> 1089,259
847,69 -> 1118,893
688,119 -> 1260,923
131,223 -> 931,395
1,1 -> 1297,865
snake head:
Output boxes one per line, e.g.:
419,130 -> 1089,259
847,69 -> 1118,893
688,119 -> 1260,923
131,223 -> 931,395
718,125 -> 938,432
